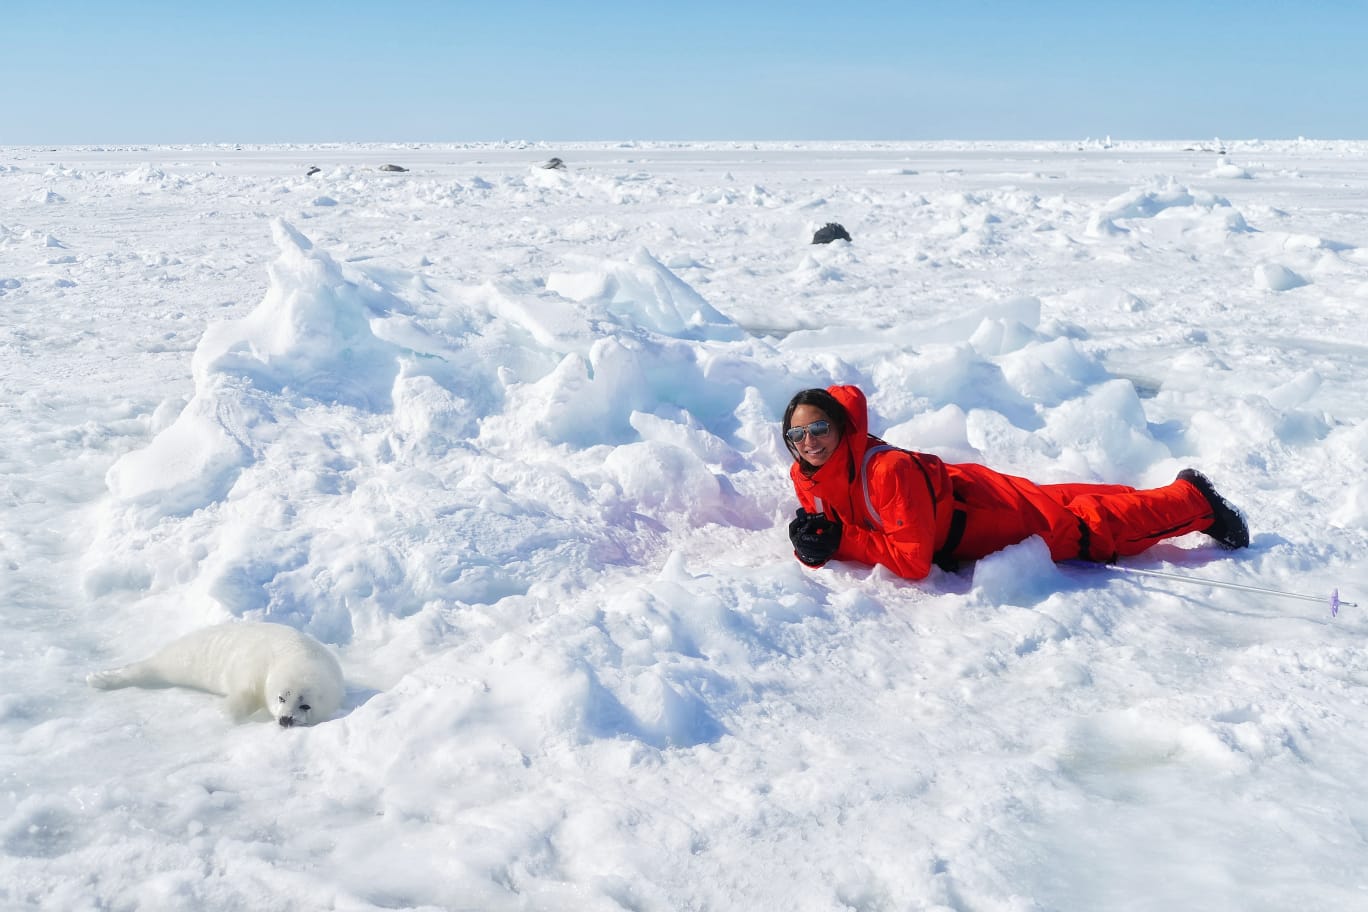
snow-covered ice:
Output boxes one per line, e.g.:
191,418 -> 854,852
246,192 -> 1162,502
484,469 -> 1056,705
2,140 -> 1367,910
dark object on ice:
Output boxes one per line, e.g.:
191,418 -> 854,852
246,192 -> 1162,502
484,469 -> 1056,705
378,164 -> 409,172
812,223 -> 851,244
1178,468 -> 1249,549
541,157 -> 566,170
306,166 -> 321,177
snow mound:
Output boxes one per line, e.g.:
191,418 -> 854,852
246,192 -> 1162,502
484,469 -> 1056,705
122,164 -> 188,188
1043,380 -> 1170,480
193,219 -> 408,410
1208,161 -> 1254,179
1253,263 -> 1308,291
970,536 -> 1066,607
106,216 -> 419,514
1087,181 -> 1250,236
547,247 -> 743,341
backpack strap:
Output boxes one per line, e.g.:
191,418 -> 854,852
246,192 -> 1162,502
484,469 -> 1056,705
859,445 -> 902,529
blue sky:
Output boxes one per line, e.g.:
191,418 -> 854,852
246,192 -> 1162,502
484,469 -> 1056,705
3,1 -> 1364,143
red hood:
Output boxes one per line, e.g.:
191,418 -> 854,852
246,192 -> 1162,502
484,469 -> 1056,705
789,384 -> 878,514
827,384 -> 872,465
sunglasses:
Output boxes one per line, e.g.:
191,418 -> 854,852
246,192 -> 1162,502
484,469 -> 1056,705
785,420 -> 833,443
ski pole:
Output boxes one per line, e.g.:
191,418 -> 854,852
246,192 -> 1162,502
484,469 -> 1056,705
1073,562 -> 1357,617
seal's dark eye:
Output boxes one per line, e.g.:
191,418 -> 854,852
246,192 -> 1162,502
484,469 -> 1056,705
278,696 -> 286,703
300,704 -> 311,712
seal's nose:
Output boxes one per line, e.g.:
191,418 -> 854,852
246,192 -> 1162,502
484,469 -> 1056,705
278,716 -> 296,728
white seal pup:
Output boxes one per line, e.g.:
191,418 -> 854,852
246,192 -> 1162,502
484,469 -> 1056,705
88,621 -> 345,727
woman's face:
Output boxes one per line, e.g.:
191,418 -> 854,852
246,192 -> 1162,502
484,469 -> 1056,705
788,404 -> 839,468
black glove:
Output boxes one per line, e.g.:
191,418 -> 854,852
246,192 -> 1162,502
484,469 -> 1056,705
788,508 -> 843,568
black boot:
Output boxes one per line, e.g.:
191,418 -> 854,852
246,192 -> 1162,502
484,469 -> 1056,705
1178,469 -> 1250,550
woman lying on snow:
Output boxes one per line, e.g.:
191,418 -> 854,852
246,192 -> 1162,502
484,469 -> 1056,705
784,385 -> 1249,579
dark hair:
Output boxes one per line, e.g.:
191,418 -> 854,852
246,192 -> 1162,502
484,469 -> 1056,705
782,388 -> 849,471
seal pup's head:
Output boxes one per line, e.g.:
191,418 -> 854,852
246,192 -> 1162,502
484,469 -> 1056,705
273,688 -> 315,727
266,661 -> 344,728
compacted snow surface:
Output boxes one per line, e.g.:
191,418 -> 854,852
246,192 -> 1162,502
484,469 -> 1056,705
2,140 -> 1367,911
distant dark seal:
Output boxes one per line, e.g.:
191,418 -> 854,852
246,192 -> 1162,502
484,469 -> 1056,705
812,223 -> 852,244
378,164 -> 409,172
541,157 -> 566,170
306,166 -> 321,176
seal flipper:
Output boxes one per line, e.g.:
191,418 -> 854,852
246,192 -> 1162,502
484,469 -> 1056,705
223,689 -> 260,723
87,663 -> 147,690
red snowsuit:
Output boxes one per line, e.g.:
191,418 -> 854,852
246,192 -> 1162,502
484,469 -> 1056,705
788,385 -> 1217,580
